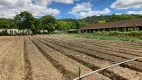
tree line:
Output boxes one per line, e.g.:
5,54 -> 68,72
0,11 -> 142,36
0,11 -> 78,35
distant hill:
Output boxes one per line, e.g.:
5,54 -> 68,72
82,15 -> 111,24
81,14 -> 142,24
58,18 -> 78,22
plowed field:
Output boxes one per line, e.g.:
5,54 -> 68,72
0,35 -> 142,80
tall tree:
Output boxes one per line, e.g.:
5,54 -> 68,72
40,15 -> 56,34
33,18 -> 41,33
0,18 -> 15,29
75,20 -> 88,29
14,11 -> 35,34
0,18 -> 16,35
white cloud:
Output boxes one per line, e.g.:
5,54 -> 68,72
127,11 -> 142,14
0,0 -> 77,18
111,0 -> 142,9
69,2 -> 111,18
69,2 -> 92,15
74,0 -> 80,1
34,0 -> 74,6
79,8 -> 111,18
115,13 -> 122,15
33,0 -> 49,6
52,0 -> 74,4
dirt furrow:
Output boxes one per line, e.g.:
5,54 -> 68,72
25,37 -> 62,80
24,38 -> 33,80
32,38 -> 111,80
37,37 -> 142,73
43,36 -> 142,53
38,36 -> 142,58
31,39 -> 76,80
68,38 -> 142,51
35,37 -> 142,80
66,38 -> 142,56
46,38 -> 142,62
44,35 -> 142,51
39,34 -> 142,46
0,36 -> 24,80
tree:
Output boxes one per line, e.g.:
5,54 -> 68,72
40,15 -> 56,34
66,22 -> 76,30
33,18 -> 41,33
14,11 -> 35,34
0,18 -> 15,29
98,20 -> 106,23
55,21 -> 64,30
0,18 -> 16,35
55,21 -> 76,31
82,15 -> 110,24
75,20 -> 88,29
108,14 -> 133,22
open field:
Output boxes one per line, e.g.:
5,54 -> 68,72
0,34 -> 142,80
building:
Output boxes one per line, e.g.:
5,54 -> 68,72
68,29 -> 79,33
79,18 -> 142,33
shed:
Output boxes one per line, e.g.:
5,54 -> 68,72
79,18 -> 142,33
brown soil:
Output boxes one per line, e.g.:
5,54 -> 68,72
0,35 -> 142,80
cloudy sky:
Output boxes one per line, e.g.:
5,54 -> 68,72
0,0 -> 142,19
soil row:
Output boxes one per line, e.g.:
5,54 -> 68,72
32,37 -> 111,80
24,38 -> 33,80
38,37 -> 142,72
35,37 -> 142,80
59,37 -> 142,51
48,37 -> 142,56
43,35 -> 142,52
25,37 -> 62,80
38,37 -> 142,69
0,36 -> 24,80
45,38 -> 142,62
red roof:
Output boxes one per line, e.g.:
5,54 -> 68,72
80,18 -> 142,30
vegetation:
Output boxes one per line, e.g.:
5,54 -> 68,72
0,11 -> 77,35
58,18 -> 77,22
0,18 -> 16,36
0,10 -> 142,36
81,15 -> 110,24
75,20 -> 88,29
14,11 -> 35,34
98,20 -> 106,23
40,15 -> 56,34
82,14 -> 142,24
59,14 -> 142,28
0,18 -> 15,29
71,31 -> 142,42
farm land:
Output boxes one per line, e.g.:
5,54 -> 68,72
0,34 -> 142,80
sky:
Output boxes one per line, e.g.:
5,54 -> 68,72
0,0 -> 142,19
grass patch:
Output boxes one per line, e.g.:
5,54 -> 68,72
71,31 -> 142,42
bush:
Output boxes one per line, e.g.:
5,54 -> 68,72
71,31 -> 142,42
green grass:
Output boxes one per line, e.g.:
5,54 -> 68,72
71,31 -> 142,42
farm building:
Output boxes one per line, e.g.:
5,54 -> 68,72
78,18 -> 142,33
68,29 -> 79,33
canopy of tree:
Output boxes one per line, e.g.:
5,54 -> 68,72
14,11 -> 35,29
40,15 -> 56,34
0,18 -> 15,29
